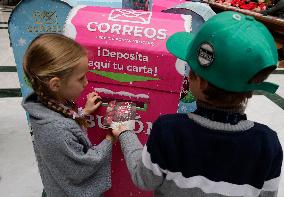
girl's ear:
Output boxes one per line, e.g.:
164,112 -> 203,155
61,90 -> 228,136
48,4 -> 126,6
48,77 -> 61,93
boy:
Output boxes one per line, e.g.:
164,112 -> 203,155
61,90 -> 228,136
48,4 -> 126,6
111,11 -> 283,196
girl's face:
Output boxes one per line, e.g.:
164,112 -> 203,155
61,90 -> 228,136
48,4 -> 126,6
59,56 -> 89,101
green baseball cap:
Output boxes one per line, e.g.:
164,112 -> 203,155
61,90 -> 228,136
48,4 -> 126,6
167,11 -> 279,93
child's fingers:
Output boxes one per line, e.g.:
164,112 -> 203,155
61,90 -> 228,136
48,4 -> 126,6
93,100 -> 102,109
90,95 -> 102,104
87,94 -> 101,103
87,92 -> 95,98
87,92 -> 98,99
89,95 -> 102,104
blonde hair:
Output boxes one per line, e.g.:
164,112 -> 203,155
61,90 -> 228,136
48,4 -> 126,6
23,33 -> 88,127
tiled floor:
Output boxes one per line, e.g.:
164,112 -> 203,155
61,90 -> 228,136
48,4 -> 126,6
0,5 -> 43,197
0,4 -> 284,197
0,98 -> 42,197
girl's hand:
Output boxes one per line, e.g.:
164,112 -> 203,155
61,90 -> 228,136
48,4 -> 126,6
83,92 -> 102,115
109,102 -> 136,138
106,132 -> 117,144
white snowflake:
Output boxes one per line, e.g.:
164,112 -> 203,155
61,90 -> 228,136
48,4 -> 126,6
11,24 -> 17,31
18,38 -> 27,46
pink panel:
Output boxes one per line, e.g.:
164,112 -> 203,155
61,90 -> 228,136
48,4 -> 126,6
66,6 -> 189,196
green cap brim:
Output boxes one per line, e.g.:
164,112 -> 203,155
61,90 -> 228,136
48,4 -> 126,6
248,82 -> 279,94
166,32 -> 195,61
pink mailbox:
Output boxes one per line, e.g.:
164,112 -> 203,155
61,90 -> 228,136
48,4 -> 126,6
64,6 -> 194,196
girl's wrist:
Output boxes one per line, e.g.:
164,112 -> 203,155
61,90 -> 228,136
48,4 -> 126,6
82,108 -> 90,116
106,134 -> 116,144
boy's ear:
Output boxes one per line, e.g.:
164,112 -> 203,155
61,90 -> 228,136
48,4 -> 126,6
48,77 -> 61,92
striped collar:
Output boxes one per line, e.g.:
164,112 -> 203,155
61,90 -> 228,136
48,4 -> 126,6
193,106 -> 247,125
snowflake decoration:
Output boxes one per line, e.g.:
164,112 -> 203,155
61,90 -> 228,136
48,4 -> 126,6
18,38 -> 27,46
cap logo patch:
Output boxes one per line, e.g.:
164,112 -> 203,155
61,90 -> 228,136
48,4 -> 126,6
232,14 -> 241,21
198,43 -> 214,67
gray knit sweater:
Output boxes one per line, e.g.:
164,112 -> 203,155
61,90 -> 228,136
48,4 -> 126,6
22,93 -> 112,197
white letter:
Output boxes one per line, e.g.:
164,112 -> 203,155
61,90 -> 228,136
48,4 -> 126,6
96,115 -> 105,129
98,23 -> 110,33
144,28 -> 156,39
122,25 -> 134,36
133,26 -> 143,37
102,48 -> 110,57
87,22 -> 98,32
145,122 -> 152,135
134,118 -> 144,134
86,115 -> 95,128
111,24 -> 121,34
157,29 -> 167,40
97,47 -> 101,56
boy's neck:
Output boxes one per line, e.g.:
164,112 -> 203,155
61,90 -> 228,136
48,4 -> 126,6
196,100 -> 246,114
194,101 -> 247,125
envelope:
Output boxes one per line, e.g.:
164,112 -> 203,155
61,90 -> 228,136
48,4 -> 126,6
108,9 -> 152,24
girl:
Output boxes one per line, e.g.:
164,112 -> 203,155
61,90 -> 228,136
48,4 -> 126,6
22,33 -> 115,197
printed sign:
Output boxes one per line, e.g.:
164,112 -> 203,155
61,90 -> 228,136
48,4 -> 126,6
108,9 -> 153,24
64,6 -> 205,196
9,0 -> 71,98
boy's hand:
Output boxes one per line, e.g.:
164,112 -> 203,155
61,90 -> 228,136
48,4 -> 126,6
112,124 -> 128,138
83,92 -> 102,115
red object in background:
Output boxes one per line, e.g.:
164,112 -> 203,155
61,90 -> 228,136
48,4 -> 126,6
230,0 -> 267,10
240,1 -> 257,10
258,3 -> 267,10
231,0 -> 246,7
